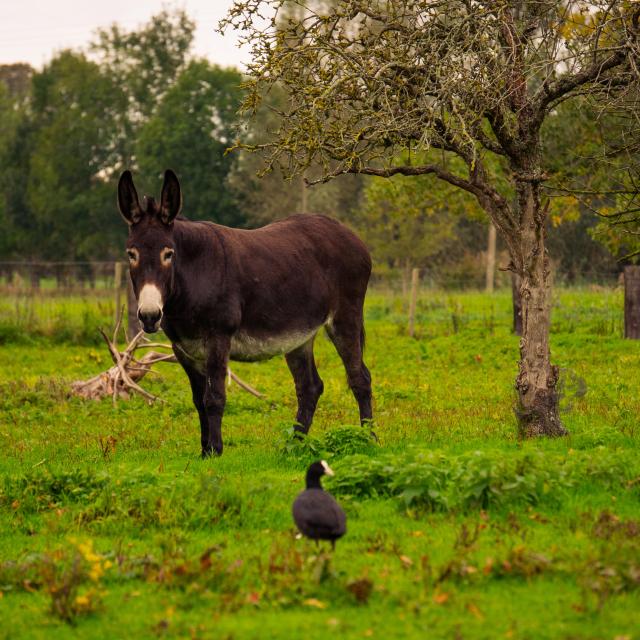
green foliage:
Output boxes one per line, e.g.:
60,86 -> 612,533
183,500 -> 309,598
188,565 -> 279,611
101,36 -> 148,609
278,424 -> 376,463
354,161 -> 460,270
91,9 -> 195,124
327,447 -> 640,512
137,61 -> 245,226
25,51 -> 127,261
542,97 -> 639,270
0,8 -> 256,260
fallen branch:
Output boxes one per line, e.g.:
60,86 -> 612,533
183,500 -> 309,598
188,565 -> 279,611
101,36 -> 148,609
71,327 -> 264,403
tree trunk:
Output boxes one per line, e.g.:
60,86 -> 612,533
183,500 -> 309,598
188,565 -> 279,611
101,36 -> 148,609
485,223 -> 497,293
511,271 -> 523,336
624,265 -> 640,339
513,180 -> 566,438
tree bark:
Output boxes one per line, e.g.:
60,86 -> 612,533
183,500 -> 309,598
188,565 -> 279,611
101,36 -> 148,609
513,179 -> 566,438
624,265 -> 640,339
511,271 -> 523,336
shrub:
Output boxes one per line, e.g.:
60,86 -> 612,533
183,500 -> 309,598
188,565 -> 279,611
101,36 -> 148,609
327,447 -> 640,513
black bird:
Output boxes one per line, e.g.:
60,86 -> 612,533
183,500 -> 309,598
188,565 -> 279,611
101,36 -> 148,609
292,460 -> 346,549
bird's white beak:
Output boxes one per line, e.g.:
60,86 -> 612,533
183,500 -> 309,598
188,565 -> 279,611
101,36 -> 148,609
320,460 -> 334,476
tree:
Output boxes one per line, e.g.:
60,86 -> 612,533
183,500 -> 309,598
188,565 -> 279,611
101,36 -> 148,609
136,60 -> 245,226
0,81 -> 20,257
537,93 -> 635,274
91,8 -> 195,120
223,1 -> 640,437
0,63 -> 33,98
26,51 -> 127,260
354,152 -> 475,284
0,67 -> 39,261
90,8 -> 196,168
227,83 -> 365,227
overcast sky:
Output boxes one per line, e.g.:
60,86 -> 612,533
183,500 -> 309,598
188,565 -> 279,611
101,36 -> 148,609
0,1 -> 250,70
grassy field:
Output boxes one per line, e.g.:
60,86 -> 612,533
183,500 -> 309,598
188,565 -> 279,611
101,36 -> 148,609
0,287 -> 639,639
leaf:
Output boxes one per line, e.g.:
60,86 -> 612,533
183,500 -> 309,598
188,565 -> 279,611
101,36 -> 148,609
399,555 -> 413,568
304,598 -> 327,609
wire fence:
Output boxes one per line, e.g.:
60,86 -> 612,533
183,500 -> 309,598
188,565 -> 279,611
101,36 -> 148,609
0,261 -> 125,296
0,260 -> 624,296
0,261 -> 634,345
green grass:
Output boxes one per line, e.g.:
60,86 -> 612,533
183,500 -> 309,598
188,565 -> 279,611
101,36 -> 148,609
0,287 -> 639,639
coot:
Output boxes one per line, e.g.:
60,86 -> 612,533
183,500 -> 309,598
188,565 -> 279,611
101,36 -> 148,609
292,460 -> 346,549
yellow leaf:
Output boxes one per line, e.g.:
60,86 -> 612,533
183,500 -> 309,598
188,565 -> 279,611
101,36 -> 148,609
399,555 -> 413,568
304,598 -> 327,609
74,594 -> 90,607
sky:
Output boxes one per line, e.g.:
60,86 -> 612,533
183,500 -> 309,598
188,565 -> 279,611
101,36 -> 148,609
0,1 -> 250,70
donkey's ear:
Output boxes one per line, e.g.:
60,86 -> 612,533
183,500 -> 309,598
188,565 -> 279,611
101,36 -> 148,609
117,171 -> 143,225
159,169 -> 182,224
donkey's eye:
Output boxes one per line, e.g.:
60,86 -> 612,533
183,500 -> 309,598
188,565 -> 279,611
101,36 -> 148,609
126,249 -> 139,265
161,248 -> 175,266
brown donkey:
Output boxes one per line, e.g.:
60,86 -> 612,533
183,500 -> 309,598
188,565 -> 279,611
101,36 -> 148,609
118,170 -> 373,457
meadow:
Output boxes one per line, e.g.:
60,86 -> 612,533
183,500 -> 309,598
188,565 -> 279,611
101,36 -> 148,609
0,286 -> 639,639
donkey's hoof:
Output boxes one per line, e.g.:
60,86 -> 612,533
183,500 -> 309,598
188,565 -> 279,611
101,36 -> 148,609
292,424 -> 308,440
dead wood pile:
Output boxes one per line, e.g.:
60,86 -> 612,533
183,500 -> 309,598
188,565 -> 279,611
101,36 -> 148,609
71,318 -> 262,403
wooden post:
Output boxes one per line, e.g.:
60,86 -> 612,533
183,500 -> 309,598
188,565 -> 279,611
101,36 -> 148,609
485,223 -> 496,293
29,265 -> 40,291
114,262 -> 123,326
511,271 -> 523,337
624,265 -> 640,339
408,267 -> 419,338
127,274 -> 140,340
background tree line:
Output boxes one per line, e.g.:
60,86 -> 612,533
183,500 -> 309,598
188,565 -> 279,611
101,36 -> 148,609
0,6 -> 634,289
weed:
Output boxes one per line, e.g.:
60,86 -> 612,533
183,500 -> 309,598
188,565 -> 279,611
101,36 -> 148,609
328,448 -> 640,513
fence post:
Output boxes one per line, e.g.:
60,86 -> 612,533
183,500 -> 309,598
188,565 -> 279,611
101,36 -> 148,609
127,273 -> 140,340
29,266 -> 40,291
624,265 -> 640,339
408,267 -> 420,337
485,223 -> 496,293
114,262 -> 123,326
511,271 -> 523,336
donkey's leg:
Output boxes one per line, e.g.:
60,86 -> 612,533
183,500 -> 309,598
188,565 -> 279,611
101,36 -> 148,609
202,334 -> 231,457
173,349 -> 209,456
285,337 -> 324,435
326,312 -> 373,429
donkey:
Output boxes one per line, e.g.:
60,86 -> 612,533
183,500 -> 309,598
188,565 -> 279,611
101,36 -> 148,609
118,169 -> 373,457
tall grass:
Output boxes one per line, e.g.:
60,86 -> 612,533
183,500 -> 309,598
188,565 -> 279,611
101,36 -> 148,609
0,294 -> 116,345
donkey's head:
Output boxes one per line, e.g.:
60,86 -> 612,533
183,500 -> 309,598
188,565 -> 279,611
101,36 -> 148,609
118,169 -> 182,333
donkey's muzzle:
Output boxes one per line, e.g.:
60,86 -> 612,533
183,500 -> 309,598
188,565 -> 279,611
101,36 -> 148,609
138,308 -> 162,333
137,284 -> 163,333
